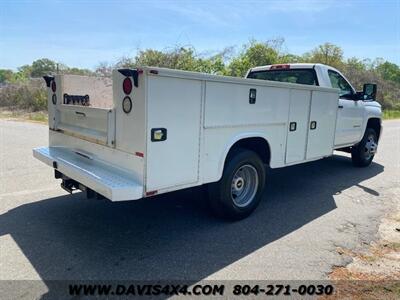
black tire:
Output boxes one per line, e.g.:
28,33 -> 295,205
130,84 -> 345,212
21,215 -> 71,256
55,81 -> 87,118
351,128 -> 378,167
208,148 -> 266,220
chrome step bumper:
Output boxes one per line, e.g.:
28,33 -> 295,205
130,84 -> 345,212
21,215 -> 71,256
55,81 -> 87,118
33,147 -> 143,201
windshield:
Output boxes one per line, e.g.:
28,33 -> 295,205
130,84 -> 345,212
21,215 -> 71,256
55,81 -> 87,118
247,69 -> 317,86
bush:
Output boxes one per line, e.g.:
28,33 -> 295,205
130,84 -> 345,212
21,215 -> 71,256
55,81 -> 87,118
0,79 -> 47,111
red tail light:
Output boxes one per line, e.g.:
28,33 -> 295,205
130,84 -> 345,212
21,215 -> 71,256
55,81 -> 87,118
135,152 -> 144,157
51,81 -> 56,92
146,190 -> 158,196
123,77 -> 132,94
270,64 -> 290,70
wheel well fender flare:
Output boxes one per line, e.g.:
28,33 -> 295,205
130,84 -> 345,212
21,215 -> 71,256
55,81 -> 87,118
216,133 -> 271,181
365,117 -> 382,141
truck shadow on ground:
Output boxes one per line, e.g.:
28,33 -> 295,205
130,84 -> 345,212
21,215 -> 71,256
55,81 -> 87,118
0,154 -> 383,296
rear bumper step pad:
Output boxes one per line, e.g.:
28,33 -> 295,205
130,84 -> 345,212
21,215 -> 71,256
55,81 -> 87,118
33,147 -> 143,201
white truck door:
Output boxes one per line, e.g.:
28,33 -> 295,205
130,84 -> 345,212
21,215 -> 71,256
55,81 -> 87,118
306,90 -> 338,160
335,99 -> 365,146
327,70 -> 364,146
146,76 -> 202,191
285,89 -> 311,164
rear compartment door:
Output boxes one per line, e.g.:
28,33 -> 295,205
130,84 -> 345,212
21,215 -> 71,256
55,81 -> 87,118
146,76 -> 202,191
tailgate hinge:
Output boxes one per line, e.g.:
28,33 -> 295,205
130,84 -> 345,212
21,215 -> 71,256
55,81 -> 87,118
118,69 -> 140,87
43,75 -> 55,87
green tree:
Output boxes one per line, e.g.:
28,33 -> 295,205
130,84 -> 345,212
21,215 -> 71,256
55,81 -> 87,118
303,43 -> 344,69
346,57 -> 367,71
30,58 -> 57,77
2,40 -> 399,114
11,65 -> 32,82
278,53 -> 302,64
376,61 -> 400,84
0,69 -> 14,83
131,47 -> 225,74
226,40 -> 280,77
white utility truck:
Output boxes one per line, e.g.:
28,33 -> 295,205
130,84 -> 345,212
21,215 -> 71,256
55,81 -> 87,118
33,63 -> 382,219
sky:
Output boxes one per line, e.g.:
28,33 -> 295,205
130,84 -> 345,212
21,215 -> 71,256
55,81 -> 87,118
0,0 -> 399,70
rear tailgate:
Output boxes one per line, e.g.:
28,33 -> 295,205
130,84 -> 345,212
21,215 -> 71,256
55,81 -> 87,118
49,74 -> 115,146
57,105 -> 115,146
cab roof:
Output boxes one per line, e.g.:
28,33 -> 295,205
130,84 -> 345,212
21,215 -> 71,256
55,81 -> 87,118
249,63 -> 327,73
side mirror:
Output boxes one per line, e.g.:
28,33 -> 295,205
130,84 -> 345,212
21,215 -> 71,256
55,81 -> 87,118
363,83 -> 377,100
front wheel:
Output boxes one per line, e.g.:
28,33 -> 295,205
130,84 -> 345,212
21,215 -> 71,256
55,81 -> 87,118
351,128 -> 378,167
208,149 -> 266,220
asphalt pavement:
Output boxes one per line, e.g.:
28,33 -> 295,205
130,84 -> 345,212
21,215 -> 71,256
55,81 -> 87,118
0,119 -> 399,297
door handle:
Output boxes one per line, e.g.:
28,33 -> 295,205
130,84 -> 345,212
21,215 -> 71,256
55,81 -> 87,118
249,88 -> 256,104
75,111 -> 86,117
289,122 -> 297,131
310,121 -> 317,130
338,105 -> 344,109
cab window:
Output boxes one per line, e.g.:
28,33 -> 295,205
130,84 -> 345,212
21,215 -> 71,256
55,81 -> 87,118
328,70 -> 353,97
247,69 -> 317,85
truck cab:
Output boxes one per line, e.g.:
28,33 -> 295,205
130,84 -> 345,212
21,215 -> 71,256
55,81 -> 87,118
246,63 -> 382,150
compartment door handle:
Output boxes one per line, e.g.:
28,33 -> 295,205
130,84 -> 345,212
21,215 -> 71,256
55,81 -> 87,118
310,121 -> 317,130
75,111 -> 86,117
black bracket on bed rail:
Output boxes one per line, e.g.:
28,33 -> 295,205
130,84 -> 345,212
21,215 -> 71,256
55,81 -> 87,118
43,75 -> 55,87
118,69 -> 139,87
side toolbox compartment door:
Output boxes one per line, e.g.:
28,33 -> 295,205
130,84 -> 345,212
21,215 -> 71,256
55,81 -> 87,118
285,89 -> 311,164
306,90 -> 338,160
146,76 -> 202,191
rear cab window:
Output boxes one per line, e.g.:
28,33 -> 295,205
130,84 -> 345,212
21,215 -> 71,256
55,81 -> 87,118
247,68 -> 318,86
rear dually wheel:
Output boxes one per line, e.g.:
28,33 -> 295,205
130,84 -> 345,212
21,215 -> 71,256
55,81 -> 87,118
208,148 -> 266,220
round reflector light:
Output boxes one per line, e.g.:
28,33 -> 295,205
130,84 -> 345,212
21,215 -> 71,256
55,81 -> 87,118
123,77 -> 132,94
122,96 -> 132,113
51,81 -> 56,93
